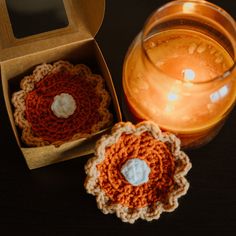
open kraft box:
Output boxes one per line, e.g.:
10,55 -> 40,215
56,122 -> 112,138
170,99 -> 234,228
0,0 -> 122,169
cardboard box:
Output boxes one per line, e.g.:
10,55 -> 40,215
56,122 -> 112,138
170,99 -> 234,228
0,0 -> 122,169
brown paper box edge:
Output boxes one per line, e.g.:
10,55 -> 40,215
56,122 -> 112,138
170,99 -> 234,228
0,0 -> 122,169
0,0 -> 106,61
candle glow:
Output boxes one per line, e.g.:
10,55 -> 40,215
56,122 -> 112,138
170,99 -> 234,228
123,0 -> 236,148
183,2 -> 195,13
183,69 -> 196,81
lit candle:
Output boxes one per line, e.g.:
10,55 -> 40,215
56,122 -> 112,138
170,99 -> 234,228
123,0 -> 236,148
183,69 -> 196,82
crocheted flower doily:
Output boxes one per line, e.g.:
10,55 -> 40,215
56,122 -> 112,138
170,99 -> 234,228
85,121 -> 192,223
12,60 -> 112,147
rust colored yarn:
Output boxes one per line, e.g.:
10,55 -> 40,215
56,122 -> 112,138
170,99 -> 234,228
25,70 -> 101,143
12,61 -> 112,147
97,132 -> 176,209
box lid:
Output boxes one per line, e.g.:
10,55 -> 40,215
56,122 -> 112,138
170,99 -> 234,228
0,0 -> 105,62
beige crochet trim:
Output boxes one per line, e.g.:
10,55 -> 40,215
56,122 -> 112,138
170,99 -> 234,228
12,60 -> 112,147
84,121 -> 192,223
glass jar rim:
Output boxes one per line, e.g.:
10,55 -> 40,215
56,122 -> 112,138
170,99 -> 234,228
141,0 -> 236,85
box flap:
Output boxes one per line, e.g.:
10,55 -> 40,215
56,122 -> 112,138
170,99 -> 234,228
0,0 -> 105,62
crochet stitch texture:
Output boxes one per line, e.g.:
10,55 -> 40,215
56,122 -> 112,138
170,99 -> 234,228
12,61 -> 112,147
85,121 -> 192,223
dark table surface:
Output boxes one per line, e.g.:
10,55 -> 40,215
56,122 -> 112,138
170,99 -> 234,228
0,0 -> 236,235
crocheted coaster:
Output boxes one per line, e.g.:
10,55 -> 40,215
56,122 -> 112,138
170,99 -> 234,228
85,121 -> 192,223
12,60 -> 113,147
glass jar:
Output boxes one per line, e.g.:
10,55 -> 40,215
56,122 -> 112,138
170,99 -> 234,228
123,0 -> 236,149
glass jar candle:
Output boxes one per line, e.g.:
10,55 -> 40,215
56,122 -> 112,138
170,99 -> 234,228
123,0 -> 236,149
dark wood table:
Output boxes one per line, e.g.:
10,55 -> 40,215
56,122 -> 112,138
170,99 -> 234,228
0,0 -> 236,235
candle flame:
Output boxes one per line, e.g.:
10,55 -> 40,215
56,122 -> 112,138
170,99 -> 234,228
183,68 -> 196,81
167,92 -> 178,101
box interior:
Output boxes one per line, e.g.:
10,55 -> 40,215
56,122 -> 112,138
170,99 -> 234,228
1,38 -> 121,169
6,0 -> 69,38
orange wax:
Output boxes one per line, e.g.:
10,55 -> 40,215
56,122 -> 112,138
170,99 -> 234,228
123,29 -> 235,148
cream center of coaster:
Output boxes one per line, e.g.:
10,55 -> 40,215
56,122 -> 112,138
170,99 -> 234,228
121,158 -> 151,186
51,93 -> 76,118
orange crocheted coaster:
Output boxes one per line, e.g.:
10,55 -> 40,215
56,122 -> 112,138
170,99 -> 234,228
12,61 -> 113,147
85,121 -> 192,223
